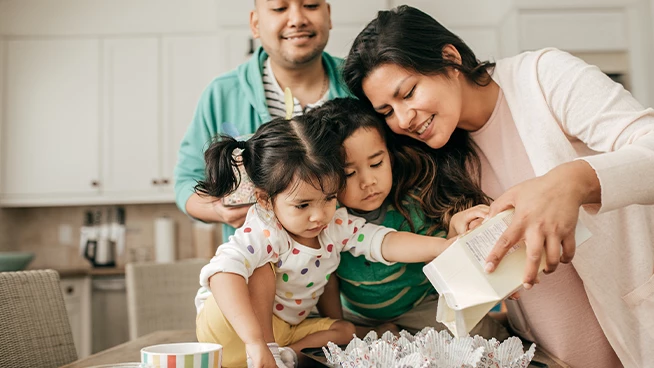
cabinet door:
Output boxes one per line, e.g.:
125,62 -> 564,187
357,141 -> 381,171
2,39 -> 100,197
102,38 -> 161,196
160,35 -> 224,194
60,277 -> 92,358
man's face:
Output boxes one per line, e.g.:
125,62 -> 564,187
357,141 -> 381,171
250,0 -> 332,69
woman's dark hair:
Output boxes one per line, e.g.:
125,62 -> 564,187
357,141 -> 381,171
310,98 -> 488,233
343,5 -> 495,100
195,116 -> 346,204
341,5 -> 493,229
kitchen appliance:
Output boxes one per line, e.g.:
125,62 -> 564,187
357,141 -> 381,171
91,276 -> 129,353
83,208 -> 125,268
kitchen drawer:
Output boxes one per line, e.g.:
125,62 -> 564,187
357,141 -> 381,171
61,277 -> 86,301
518,10 -> 627,52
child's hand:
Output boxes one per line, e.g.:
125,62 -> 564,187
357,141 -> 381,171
427,236 -> 458,261
448,204 -> 490,238
245,342 -> 278,368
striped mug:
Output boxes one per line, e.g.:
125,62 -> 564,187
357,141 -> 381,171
141,342 -> 222,368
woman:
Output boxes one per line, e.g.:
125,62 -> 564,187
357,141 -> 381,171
343,5 -> 654,368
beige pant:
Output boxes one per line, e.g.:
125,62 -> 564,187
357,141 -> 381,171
342,293 -> 510,340
197,296 -> 336,368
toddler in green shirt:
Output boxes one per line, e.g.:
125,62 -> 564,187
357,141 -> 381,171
309,98 -> 509,340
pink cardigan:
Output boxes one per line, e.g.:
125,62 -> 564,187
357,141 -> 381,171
493,48 -> 654,367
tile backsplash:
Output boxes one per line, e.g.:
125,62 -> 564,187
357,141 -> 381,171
0,209 -> 17,251
0,203 -> 221,269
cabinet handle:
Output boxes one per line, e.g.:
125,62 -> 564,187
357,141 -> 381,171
152,179 -> 160,185
161,178 -> 169,185
66,286 -> 74,295
91,180 -> 100,187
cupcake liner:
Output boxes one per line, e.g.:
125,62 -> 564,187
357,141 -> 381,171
323,327 -> 536,368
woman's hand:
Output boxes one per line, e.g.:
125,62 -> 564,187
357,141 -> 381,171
484,160 -> 600,289
448,204 -> 490,238
245,342 -> 277,368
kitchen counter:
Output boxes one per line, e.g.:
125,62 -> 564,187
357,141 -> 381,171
51,266 -> 125,278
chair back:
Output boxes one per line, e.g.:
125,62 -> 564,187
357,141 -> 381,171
0,269 -> 78,368
126,259 -> 206,340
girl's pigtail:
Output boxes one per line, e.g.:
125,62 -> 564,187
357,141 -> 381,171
194,135 -> 244,198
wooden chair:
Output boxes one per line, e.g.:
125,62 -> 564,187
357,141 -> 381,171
0,269 -> 78,368
125,259 -> 206,340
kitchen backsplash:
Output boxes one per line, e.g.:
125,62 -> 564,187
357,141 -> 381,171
0,209 -> 17,251
0,204 -> 221,269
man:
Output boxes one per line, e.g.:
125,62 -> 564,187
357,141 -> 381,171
174,0 -> 350,242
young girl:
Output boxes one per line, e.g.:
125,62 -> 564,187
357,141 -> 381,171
193,115 -> 480,368
308,98 -> 508,340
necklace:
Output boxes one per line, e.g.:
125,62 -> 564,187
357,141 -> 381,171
316,71 -> 329,102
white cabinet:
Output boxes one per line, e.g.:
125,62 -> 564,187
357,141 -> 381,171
60,276 -> 92,359
161,35 -> 225,192
1,39 -> 101,200
0,35 -> 225,206
102,36 -> 224,201
102,38 -> 162,197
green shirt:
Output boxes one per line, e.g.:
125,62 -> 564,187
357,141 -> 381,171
337,201 -> 445,320
173,47 -> 351,242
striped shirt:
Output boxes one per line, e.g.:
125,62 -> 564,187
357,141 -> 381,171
262,57 -> 330,118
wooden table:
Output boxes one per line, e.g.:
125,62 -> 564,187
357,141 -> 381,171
60,329 -> 567,368
60,330 -> 197,368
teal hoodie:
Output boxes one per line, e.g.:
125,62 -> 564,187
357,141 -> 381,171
174,47 -> 351,242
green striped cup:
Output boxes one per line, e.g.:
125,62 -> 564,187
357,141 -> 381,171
141,342 -> 222,368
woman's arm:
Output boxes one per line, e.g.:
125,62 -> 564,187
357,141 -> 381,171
486,49 -> 654,288
486,160 -> 600,287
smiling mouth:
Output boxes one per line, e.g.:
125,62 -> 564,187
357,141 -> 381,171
282,33 -> 315,41
416,115 -> 434,135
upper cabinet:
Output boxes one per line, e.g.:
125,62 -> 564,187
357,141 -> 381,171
160,35 -> 225,193
0,35 -> 225,206
102,38 -> 161,197
1,39 -> 101,201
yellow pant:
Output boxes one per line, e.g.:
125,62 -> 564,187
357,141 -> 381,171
196,296 -> 336,368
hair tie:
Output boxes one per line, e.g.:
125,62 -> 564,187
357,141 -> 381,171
236,141 -> 246,150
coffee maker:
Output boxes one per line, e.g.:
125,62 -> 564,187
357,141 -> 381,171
81,207 -> 125,267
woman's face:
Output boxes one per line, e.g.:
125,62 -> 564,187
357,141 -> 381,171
362,63 -> 463,149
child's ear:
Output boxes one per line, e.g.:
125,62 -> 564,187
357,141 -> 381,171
255,189 -> 273,210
